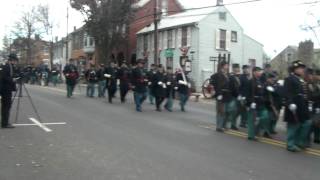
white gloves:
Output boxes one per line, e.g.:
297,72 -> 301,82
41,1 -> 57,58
308,105 -> 313,112
266,86 -> 275,92
167,82 -> 171,86
158,81 -> 163,85
144,79 -> 149,82
188,83 -> 191,88
241,96 -> 246,101
104,74 -> 111,78
316,108 -> 320,114
250,103 -> 257,109
178,80 -> 188,85
237,95 -> 242,101
289,104 -> 297,112
162,84 -> 167,89
217,95 -> 223,101
148,82 -> 152,85
174,87 -> 178,90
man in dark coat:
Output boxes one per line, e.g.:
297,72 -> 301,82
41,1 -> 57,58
85,65 -> 98,98
117,62 -> 131,103
151,65 -> 166,111
238,65 -> 251,128
0,53 -> 18,128
147,64 -> 156,104
246,67 -> 270,140
175,68 -> 190,112
164,67 -> 175,112
283,60 -> 312,152
50,66 -> 60,87
104,62 -> 118,103
63,59 -> 79,98
210,61 -> 232,132
96,64 -> 106,98
131,60 -> 148,112
228,63 -> 241,130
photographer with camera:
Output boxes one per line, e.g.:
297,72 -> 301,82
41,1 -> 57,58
0,53 -> 19,128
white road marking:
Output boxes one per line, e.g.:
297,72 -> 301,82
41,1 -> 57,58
28,118 -> 52,132
13,122 -> 67,126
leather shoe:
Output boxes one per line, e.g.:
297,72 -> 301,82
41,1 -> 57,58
2,124 -> 15,129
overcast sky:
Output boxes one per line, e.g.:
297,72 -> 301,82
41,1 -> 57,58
0,0 -> 319,58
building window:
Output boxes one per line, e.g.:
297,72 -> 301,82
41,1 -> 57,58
89,37 -> 94,46
181,27 -> 188,47
166,57 -> 173,69
287,53 -> 291,62
219,29 -> 226,50
219,12 -> 226,21
143,34 -> 148,51
167,29 -> 173,49
231,31 -> 237,42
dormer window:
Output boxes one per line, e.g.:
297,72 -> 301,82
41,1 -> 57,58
219,12 -> 226,21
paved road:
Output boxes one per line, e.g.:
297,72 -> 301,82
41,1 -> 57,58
0,85 -> 319,180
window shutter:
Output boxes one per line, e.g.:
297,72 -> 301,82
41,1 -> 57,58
215,29 -> 220,50
187,26 -> 192,47
172,29 -> 176,49
158,32 -> 162,50
150,33 -> 154,51
163,30 -> 168,49
177,28 -> 182,48
226,30 -> 231,51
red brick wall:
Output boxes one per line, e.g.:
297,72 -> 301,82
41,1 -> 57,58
127,0 -> 183,63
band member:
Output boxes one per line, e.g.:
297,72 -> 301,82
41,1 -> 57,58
85,65 -> 98,98
131,60 -> 148,112
117,62 -> 131,103
147,64 -> 157,104
261,63 -> 273,84
97,64 -> 106,98
0,54 -> 18,128
164,67 -> 175,112
211,61 -> 232,132
246,67 -> 270,140
239,65 -> 251,128
63,59 -> 79,98
104,62 -> 118,103
283,60 -> 312,152
151,65 -> 166,111
175,68 -> 190,112
51,66 -> 60,87
229,64 -> 241,130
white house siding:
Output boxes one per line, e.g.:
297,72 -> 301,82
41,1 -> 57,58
197,7 -> 244,90
243,35 -> 264,68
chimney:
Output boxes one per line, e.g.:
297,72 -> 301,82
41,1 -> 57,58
73,26 -> 77,31
55,36 -> 58,42
217,0 -> 223,6
161,0 -> 168,16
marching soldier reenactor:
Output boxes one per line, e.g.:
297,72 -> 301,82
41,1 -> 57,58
175,68 -> 190,112
246,67 -> 270,140
210,61 -> 232,132
117,62 -> 131,103
283,60 -> 312,152
85,65 -> 98,98
305,68 -> 320,146
97,64 -> 106,98
229,63 -> 241,130
239,65 -> 251,128
104,62 -> 118,103
51,66 -> 60,87
312,69 -> 320,144
164,67 -> 175,112
0,54 -> 19,128
131,60 -> 148,112
147,64 -> 157,105
151,65 -> 166,111
63,59 -> 79,98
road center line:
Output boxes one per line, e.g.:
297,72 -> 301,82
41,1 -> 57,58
13,122 -> 67,126
29,118 -> 53,132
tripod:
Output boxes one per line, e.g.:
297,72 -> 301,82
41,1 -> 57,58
11,80 -> 42,124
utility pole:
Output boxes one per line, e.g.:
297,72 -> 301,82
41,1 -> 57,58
154,0 -> 159,65
66,6 -> 69,64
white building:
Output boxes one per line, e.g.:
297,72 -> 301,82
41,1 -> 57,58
136,6 -> 264,91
